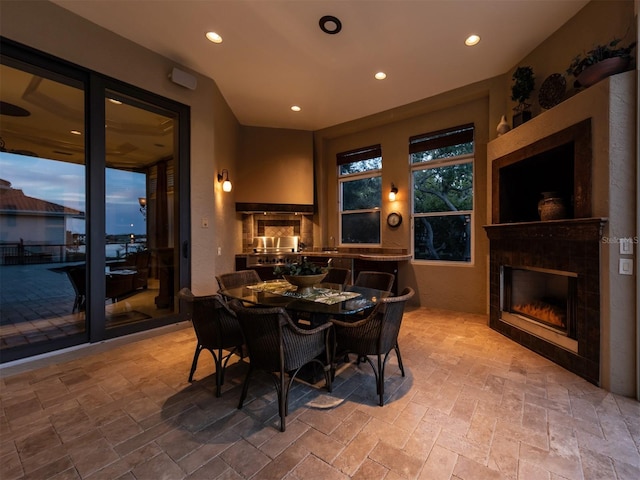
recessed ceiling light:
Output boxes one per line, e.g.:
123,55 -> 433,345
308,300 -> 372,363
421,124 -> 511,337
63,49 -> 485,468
319,15 -> 342,35
291,105 -> 301,112
465,34 -> 480,46
374,72 -> 387,80
108,98 -> 122,105
206,31 -> 223,44
70,130 -> 82,135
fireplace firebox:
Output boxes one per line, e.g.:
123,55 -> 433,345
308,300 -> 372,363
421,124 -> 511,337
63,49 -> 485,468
501,265 -> 578,352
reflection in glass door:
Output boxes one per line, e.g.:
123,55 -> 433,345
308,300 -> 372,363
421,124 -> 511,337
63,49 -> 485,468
0,61 -> 87,361
1,41 -> 187,363
104,91 -> 178,331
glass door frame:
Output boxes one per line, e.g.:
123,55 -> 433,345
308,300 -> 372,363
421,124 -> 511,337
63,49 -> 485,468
88,74 -> 191,342
0,38 -> 191,359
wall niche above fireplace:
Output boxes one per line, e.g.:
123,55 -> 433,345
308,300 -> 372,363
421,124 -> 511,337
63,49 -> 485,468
492,119 -> 592,224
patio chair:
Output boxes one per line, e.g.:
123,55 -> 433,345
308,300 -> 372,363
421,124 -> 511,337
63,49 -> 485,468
229,302 -> 333,432
177,288 -> 245,397
330,287 -> 414,406
322,267 -> 351,287
216,269 -> 261,292
66,267 -> 86,313
354,271 -> 395,292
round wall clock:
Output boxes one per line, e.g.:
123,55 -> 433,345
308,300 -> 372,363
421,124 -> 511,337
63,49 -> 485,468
387,212 -> 402,227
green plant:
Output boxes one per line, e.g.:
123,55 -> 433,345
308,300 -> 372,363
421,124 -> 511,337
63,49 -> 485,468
566,38 -> 637,78
273,256 -> 325,276
511,66 -> 535,111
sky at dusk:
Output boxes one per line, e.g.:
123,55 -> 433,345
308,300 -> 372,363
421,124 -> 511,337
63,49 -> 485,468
0,152 -> 146,235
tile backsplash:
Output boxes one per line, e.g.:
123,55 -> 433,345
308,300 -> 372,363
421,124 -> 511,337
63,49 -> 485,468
241,213 -> 313,251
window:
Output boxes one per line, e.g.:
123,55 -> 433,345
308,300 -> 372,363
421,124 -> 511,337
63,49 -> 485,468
411,124 -> 474,262
338,144 -> 382,244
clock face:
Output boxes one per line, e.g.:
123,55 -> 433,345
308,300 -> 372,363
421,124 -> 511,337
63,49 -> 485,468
387,212 -> 402,227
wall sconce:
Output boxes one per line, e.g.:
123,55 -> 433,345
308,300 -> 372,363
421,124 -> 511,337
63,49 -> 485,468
388,183 -> 398,201
138,197 -> 147,220
217,169 -> 233,192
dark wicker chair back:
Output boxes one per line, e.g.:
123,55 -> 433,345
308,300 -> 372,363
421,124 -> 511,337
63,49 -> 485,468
330,286 -> 414,406
177,288 -> 245,397
354,271 -> 395,292
216,269 -> 261,291
322,267 -> 351,287
230,303 -> 333,431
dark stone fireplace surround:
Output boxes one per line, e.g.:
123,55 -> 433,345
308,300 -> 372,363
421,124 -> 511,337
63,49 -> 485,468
485,219 -> 606,385
485,118 -> 608,385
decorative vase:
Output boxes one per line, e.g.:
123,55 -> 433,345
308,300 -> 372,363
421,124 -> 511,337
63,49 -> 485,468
576,57 -> 630,87
496,115 -> 511,136
283,273 -> 327,295
538,192 -> 567,221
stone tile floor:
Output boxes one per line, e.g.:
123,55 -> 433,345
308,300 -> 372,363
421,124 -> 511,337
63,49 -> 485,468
1,307 -> 638,479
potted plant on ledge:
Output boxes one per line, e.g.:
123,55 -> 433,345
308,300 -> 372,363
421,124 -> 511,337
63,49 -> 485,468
567,38 -> 636,88
274,257 -> 327,295
511,66 -> 535,128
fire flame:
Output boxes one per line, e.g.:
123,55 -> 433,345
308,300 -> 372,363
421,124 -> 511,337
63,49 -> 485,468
513,302 -> 565,327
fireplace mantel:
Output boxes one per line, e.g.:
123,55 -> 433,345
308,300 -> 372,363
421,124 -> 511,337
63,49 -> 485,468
486,71 -> 636,396
484,218 -> 608,242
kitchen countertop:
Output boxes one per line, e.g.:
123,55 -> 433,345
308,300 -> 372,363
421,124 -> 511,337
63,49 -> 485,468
237,250 -> 412,262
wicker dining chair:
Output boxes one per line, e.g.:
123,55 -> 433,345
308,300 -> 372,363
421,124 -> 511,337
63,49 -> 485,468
353,270 -> 395,292
216,269 -> 261,292
322,267 -> 351,287
330,287 -> 414,406
177,288 -> 245,397
66,267 -> 86,313
229,302 -> 333,432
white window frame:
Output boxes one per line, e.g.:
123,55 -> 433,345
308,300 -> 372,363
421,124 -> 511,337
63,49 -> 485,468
410,129 -> 475,265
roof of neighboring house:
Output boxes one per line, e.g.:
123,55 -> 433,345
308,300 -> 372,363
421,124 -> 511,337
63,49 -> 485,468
0,179 -> 84,217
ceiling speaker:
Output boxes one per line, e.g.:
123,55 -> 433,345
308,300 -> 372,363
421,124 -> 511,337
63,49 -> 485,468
169,67 -> 197,90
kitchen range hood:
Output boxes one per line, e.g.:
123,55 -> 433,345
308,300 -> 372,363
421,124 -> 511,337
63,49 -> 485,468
235,202 -> 315,214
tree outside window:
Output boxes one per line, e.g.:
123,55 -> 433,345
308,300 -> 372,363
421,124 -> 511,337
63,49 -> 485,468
411,125 -> 474,262
338,145 -> 382,245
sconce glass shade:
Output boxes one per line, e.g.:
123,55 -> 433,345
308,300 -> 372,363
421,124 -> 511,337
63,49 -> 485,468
218,169 -> 232,192
138,197 -> 147,220
389,183 -> 398,201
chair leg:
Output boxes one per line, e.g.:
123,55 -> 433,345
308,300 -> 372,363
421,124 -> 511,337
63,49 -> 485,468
395,342 -> 405,377
238,367 -> 253,409
213,348 -> 224,398
279,373 -> 287,432
377,353 -> 384,406
188,345 -> 203,382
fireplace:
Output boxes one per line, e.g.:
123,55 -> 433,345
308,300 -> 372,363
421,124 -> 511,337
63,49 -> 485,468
486,72 -> 636,396
484,118 -> 607,385
501,265 -> 577,352
485,219 -> 605,384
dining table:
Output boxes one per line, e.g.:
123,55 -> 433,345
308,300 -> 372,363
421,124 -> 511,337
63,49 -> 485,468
219,279 -> 389,327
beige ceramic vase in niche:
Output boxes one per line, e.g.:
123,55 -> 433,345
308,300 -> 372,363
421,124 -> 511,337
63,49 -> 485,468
496,115 -> 511,136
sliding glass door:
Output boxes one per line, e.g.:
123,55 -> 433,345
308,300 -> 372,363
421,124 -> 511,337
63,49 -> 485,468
103,90 -> 179,332
0,39 -> 189,362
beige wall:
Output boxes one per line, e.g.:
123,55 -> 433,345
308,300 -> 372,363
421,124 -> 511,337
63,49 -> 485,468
0,0 -> 241,296
1,1 -> 636,342
506,0 -> 637,123
313,0 -> 637,316
236,126 -> 314,206
315,87 -> 496,314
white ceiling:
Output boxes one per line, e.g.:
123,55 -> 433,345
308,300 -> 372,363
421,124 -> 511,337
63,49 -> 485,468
51,0 -> 590,131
